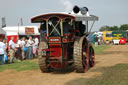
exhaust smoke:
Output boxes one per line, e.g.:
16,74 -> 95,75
60,0 -> 73,12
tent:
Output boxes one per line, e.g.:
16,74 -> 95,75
2,26 -> 40,43
0,28 -> 6,40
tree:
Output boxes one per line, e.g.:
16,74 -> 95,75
109,26 -> 119,31
99,25 -> 119,31
99,25 -> 110,31
119,24 -> 128,31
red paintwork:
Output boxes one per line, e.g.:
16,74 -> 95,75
63,38 -> 68,43
120,38 -> 126,44
63,33 -> 74,42
49,44 -> 62,57
46,37 -> 71,68
72,30 -> 79,33
42,49 -> 55,52
49,43 -> 63,68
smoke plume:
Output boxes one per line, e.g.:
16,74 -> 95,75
60,0 -> 73,12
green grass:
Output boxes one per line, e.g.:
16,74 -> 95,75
0,59 -> 39,72
65,64 -> 128,85
93,44 -> 111,54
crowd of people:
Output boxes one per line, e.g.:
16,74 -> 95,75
0,36 -> 39,65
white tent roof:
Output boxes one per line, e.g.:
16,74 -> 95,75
0,28 -> 6,34
6,31 -> 18,36
2,26 -> 40,35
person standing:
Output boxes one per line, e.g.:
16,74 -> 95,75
27,36 -> 34,59
95,36 -> 98,47
15,39 -> 22,61
0,39 -> 6,65
25,38 -> 29,59
33,37 -> 39,57
32,40 -> 36,58
3,39 -> 8,63
21,37 -> 26,60
9,37 -> 16,63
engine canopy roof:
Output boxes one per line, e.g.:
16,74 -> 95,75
31,12 -> 98,23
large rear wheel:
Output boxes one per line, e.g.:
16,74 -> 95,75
73,36 -> 89,73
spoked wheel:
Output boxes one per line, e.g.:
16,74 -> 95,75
38,41 -> 52,72
89,46 -> 95,67
74,36 -> 89,73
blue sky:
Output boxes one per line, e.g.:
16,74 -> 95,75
0,0 -> 128,31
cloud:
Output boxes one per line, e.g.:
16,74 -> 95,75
60,0 -> 73,12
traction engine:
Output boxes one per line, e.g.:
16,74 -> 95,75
31,6 -> 98,73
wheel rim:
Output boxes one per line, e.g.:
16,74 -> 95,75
91,49 -> 95,67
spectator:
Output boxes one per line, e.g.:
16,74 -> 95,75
0,38 -> 6,65
3,39 -> 8,63
34,37 -> 39,56
9,37 -> 16,63
24,38 -> 29,59
95,36 -> 98,47
32,40 -> 36,58
21,37 -> 26,60
98,37 -> 101,45
15,38 -> 22,61
27,36 -> 34,59
33,37 -> 39,58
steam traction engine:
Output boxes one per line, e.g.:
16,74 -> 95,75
31,6 -> 98,73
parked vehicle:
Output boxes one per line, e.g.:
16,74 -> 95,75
120,38 -> 127,45
112,32 -> 124,45
103,31 -> 112,44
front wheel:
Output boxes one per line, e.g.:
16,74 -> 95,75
38,41 -> 52,72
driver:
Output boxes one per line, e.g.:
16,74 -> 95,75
63,19 -> 72,34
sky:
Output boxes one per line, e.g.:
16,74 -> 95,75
0,0 -> 128,31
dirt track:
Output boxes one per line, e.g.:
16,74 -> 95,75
1,45 -> 128,85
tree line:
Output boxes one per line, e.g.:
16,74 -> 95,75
99,24 -> 128,31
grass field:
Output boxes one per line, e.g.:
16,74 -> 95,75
65,64 -> 128,85
0,59 -> 39,72
0,44 -> 111,72
94,44 -> 111,54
